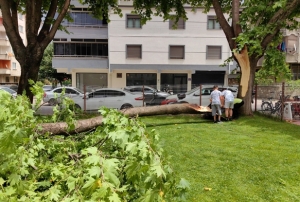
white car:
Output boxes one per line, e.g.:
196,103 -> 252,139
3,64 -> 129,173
43,87 -> 86,105
161,86 -> 238,106
72,88 -> 144,111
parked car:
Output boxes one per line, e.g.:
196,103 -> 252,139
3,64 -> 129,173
43,86 -> 86,105
72,88 -> 144,111
0,84 -> 18,92
0,86 -> 17,98
161,86 -> 238,106
43,85 -> 54,92
123,85 -> 170,106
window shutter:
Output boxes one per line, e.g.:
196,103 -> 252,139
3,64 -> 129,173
170,46 -> 184,59
207,46 -> 221,59
169,17 -> 185,29
127,45 -> 142,58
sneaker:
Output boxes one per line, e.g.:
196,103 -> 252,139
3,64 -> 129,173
229,117 -> 233,121
217,120 -> 223,123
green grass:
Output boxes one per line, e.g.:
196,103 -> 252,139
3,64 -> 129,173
141,113 -> 300,202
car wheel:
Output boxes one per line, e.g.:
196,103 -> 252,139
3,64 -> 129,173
120,104 -> 133,110
48,98 -> 58,106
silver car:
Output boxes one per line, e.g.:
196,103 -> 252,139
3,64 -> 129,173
43,87 -> 86,105
72,88 -> 144,111
161,86 -> 238,106
0,86 -> 17,98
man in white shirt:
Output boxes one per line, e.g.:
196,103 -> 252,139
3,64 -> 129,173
210,85 -> 223,123
221,89 -> 234,121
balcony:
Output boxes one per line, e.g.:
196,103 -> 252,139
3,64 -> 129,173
0,25 -> 5,32
0,38 -> 10,47
0,68 -> 11,74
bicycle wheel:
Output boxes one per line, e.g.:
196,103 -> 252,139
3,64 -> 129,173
261,102 -> 272,115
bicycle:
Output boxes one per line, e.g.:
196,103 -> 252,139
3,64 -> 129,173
261,92 -> 290,117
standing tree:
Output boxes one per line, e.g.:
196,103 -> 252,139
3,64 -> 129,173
134,0 -> 300,115
0,0 -> 124,102
100,0 -> 299,115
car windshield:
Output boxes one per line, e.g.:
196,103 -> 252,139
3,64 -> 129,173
74,88 -> 84,94
0,87 -> 16,94
185,87 -> 200,95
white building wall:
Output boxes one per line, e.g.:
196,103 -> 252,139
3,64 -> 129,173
109,8 -> 230,66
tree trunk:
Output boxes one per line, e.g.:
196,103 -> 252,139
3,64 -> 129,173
38,104 -> 211,135
17,50 -> 44,102
233,48 -> 254,115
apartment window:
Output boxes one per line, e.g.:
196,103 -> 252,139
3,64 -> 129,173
126,45 -> 142,58
207,16 -> 221,30
14,77 -> 18,83
126,15 -> 141,28
18,25 -> 23,33
169,45 -> 185,59
12,62 -> 17,70
290,64 -> 300,80
61,12 -> 107,27
53,41 -> 108,57
169,17 -> 185,29
18,14 -> 23,20
207,46 -> 222,59
5,77 -> 9,82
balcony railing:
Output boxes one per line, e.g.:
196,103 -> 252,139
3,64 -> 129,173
0,38 -> 10,47
0,68 -> 11,74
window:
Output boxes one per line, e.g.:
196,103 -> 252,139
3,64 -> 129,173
61,12 -> 107,27
169,17 -> 185,29
105,90 -> 125,97
117,73 -> 122,78
206,46 -> 222,59
53,42 -> 108,57
169,45 -> 185,59
126,15 -> 141,28
12,62 -> 17,70
290,64 -> 300,80
5,77 -> 9,82
18,25 -> 23,33
18,14 -> 23,20
207,16 -> 221,30
126,45 -> 142,58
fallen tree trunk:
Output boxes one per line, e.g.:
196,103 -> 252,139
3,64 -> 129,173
38,104 -> 211,135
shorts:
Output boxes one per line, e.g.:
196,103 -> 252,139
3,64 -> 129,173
224,101 -> 234,109
211,104 -> 222,116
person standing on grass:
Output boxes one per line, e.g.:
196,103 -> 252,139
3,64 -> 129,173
210,85 -> 223,123
222,89 -> 235,121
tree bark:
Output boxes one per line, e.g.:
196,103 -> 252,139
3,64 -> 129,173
38,104 -> 211,135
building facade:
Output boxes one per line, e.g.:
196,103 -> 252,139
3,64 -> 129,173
0,11 -> 25,85
52,0 -> 235,93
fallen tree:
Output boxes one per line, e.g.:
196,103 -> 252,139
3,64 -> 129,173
39,104 -> 211,135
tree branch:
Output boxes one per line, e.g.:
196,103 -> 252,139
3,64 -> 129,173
42,0 -> 71,48
37,0 -> 58,43
261,0 -> 300,49
267,0 -> 300,25
0,0 -> 25,57
211,0 -> 235,50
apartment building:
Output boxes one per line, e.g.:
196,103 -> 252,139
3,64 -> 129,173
0,11 -> 25,85
52,0 -> 233,93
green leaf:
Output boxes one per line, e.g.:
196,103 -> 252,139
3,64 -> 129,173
88,166 -> 101,177
0,178 -> 5,186
108,192 -> 121,202
8,173 -> 21,186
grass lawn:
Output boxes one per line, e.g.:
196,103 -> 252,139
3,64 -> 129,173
141,113 -> 300,202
